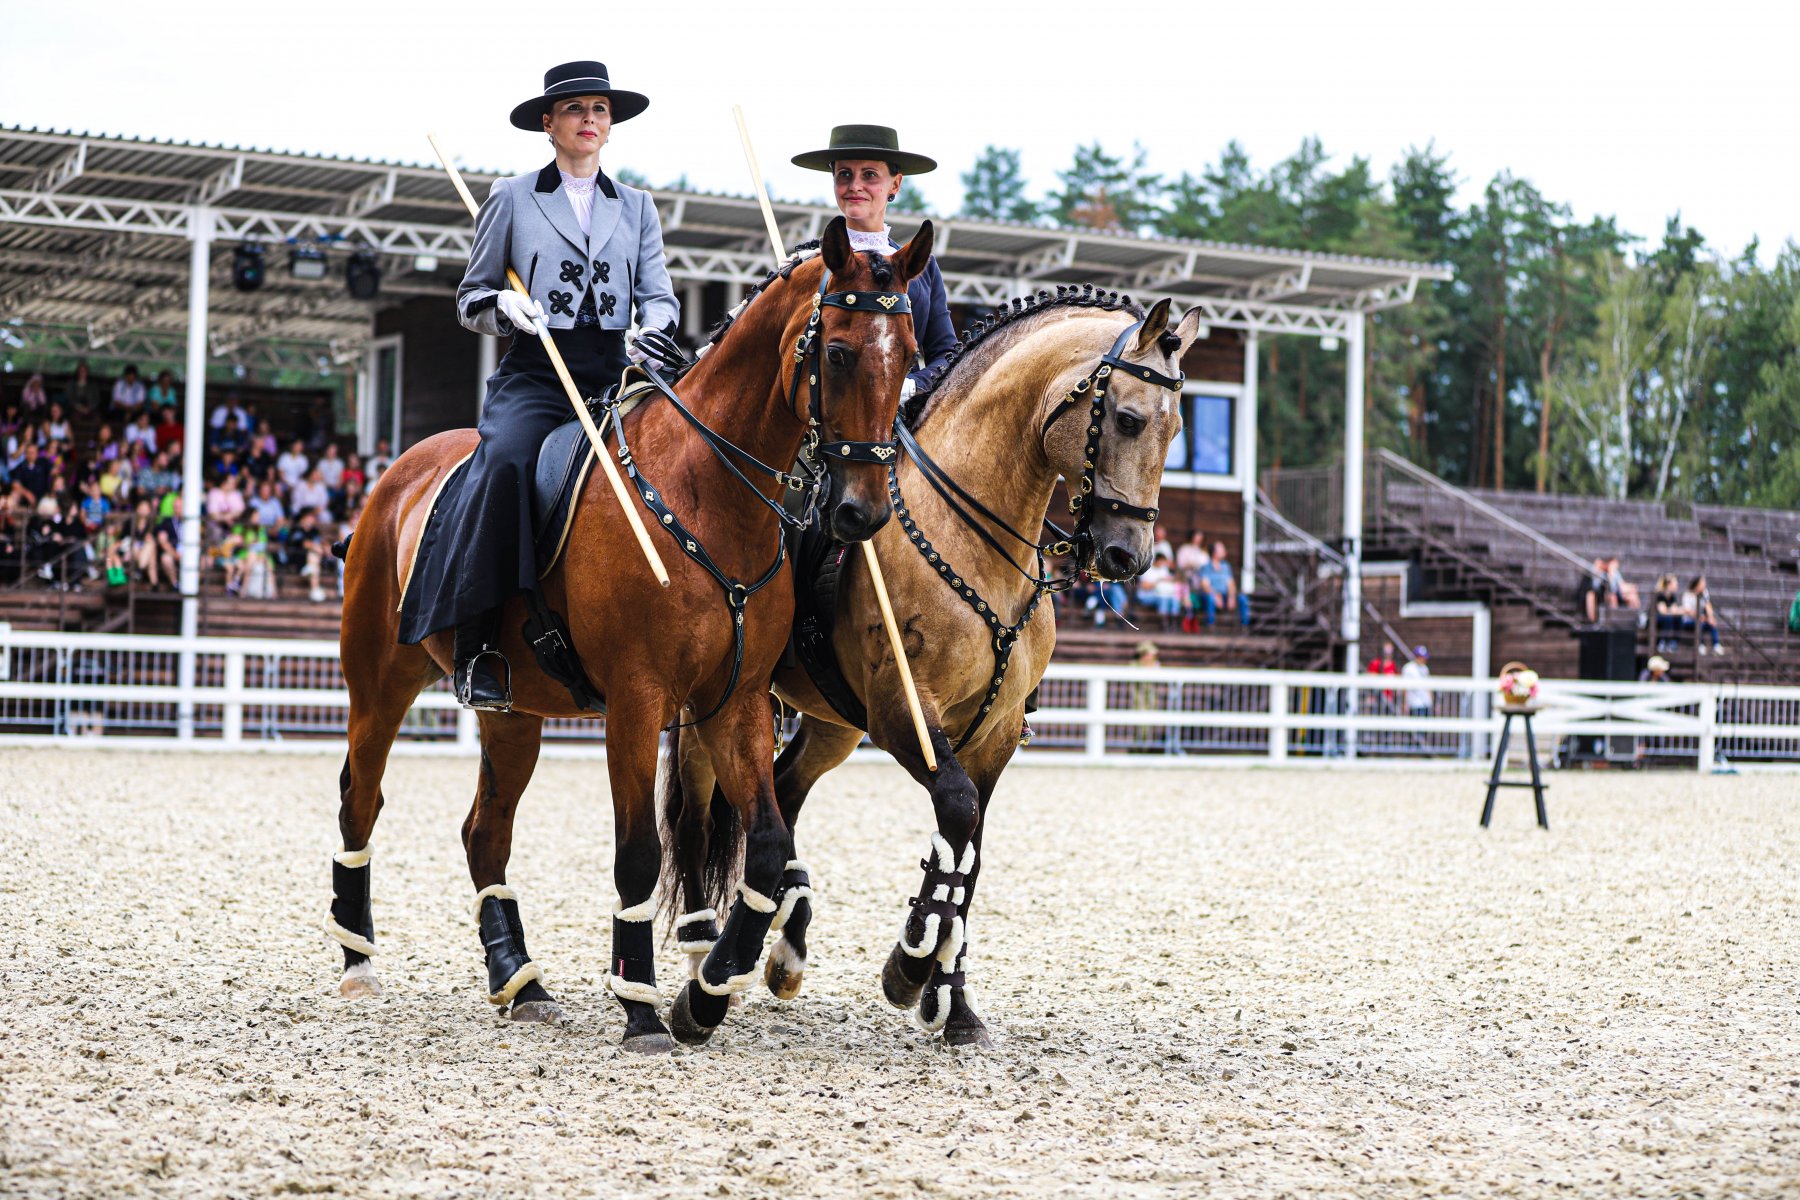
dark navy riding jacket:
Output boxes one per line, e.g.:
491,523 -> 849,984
898,249 -> 955,389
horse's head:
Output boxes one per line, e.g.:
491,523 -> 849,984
1046,298 -> 1207,580
808,215 -> 935,542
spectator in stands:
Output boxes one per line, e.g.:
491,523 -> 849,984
1175,529 -> 1208,576
342,452 -> 367,496
1150,524 -> 1174,565
1605,556 -> 1641,610
110,365 -> 146,417
6,420 -> 41,470
204,474 -> 246,528
291,467 -> 331,520
77,477 -> 112,537
1401,645 -> 1432,718
335,474 -> 367,521
153,405 -> 184,458
248,479 -> 286,528
248,419 -> 279,466
289,509 -> 331,602
277,439 -> 310,489
12,441 -> 52,502
0,402 -> 20,448
124,410 -> 157,457
96,457 -> 129,505
150,497 -> 183,589
1577,557 -> 1610,622
148,370 -> 180,410
43,402 -> 71,445
1194,540 -> 1250,627
209,414 -> 247,461
209,394 -> 250,432
1639,654 -> 1671,684
1789,589 -> 1800,635
105,499 -> 154,586
65,361 -> 99,417
1128,640 -> 1165,752
91,422 -> 122,465
1682,575 -> 1724,655
1367,640 -> 1399,676
1136,552 -> 1185,626
1653,573 -> 1683,653
365,437 -> 393,481
20,373 -> 49,414
137,449 -> 180,500
317,443 -> 346,493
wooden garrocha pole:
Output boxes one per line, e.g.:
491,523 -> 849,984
427,133 -> 670,588
727,106 -> 938,772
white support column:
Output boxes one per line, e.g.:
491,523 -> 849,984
1340,312 -> 1366,672
1239,332 -> 1260,593
176,206 -> 213,740
682,281 -> 704,340
475,335 -> 497,422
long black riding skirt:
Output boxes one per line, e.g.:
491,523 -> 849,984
396,328 -> 626,645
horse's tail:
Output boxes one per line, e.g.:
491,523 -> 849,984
657,726 -> 744,928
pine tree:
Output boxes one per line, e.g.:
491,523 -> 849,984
959,146 -> 1038,223
1049,142 -> 1162,234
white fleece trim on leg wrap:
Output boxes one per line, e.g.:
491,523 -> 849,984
936,915 -> 965,969
784,859 -> 813,878
931,884 -> 949,902
608,976 -> 661,1006
736,883 -> 777,914
957,841 -> 976,874
333,845 -> 372,869
696,970 -> 757,997
340,960 -> 377,989
768,936 -> 806,981
771,886 -> 813,932
900,911 -> 941,958
470,883 -> 517,917
676,907 -> 718,927
918,985 -> 952,1034
930,832 -> 956,872
487,960 -> 543,1006
323,915 -> 376,957
677,937 -> 718,955
613,897 -> 656,922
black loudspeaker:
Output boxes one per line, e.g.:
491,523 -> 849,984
1577,627 -> 1637,680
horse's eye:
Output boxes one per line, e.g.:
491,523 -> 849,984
826,346 -> 850,370
1116,412 -> 1144,436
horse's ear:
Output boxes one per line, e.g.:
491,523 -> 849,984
1170,305 -> 1208,354
821,216 -> 853,277
891,220 -> 935,283
1131,297 -> 1173,356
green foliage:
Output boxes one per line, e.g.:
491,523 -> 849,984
1049,142 -> 1163,234
888,185 -> 930,214
959,146 -> 1039,223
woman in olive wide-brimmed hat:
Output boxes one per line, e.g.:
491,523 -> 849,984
792,125 -> 955,408
399,60 -> 680,710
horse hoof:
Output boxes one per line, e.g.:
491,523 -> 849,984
881,944 -> 927,1010
621,1031 -> 675,1056
943,1023 -> 994,1049
338,963 -> 381,1000
765,939 -> 805,1002
509,999 -> 564,1025
667,981 -> 718,1046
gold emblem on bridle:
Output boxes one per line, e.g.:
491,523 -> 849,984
876,295 -> 899,311
873,445 -> 897,461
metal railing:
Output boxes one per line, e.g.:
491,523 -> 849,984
4,629 -> 1796,771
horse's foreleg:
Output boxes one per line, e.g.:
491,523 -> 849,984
763,716 -> 862,1001
462,711 -> 562,1023
667,730 -> 723,985
669,696 -> 787,1045
604,701 -> 676,1055
331,649 -> 435,1000
919,768 -> 1001,1046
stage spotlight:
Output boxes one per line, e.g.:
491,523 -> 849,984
345,250 -> 382,300
232,243 -> 266,292
289,244 -> 328,281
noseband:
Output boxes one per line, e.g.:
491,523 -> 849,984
1038,320 -> 1185,567
789,270 -> 909,464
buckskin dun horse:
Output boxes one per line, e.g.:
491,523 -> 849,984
326,217 -> 932,1053
663,287 -> 1201,1045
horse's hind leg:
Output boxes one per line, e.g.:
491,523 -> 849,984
331,649 -> 435,1000
603,697 -> 679,1054
764,716 -> 863,1001
463,710 -> 562,1024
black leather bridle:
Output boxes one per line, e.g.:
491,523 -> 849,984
604,264 -> 912,726
888,317 -> 1184,751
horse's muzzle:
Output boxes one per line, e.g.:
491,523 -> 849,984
829,494 -> 892,544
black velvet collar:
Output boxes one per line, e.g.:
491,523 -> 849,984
534,161 -> 619,199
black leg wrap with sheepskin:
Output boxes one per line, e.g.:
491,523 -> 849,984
896,834 -> 974,984
675,909 -> 721,958
326,852 -> 375,968
608,912 -> 660,1008
770,861 -> 814,935
687,884 -> 779,1028
477,891 -> 544,1007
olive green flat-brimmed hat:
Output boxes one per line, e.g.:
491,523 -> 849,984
791,124 -> 937,175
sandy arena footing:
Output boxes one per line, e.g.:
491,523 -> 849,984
1,748 -> 1796,1198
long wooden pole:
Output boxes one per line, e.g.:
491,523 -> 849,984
727,107 -> 937,772
427,133 -> 669,588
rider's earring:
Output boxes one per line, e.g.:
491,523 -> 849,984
888,193 -> 897,201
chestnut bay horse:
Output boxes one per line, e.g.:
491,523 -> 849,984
327,216 -> 932,1053
662,288 -> 1203,1045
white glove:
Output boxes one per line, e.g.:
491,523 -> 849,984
626,336 -> 660,368
900,377 -> 917,403
497,291 -> 547,337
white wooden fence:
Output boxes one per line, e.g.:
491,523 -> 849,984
2,629 -> 1797,771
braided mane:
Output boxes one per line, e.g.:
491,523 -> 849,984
906,284 -> 1147,426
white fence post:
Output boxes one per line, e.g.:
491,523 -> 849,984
1084,677 -> 1107,762
1268,680 -> 1288,762
1698,691 -> 1717,775
221,651 -> 244,746
458,707 -> 479,752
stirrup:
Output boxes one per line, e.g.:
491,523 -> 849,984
455,647 -> 512,712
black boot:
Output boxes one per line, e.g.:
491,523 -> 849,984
453,610 -> 511,711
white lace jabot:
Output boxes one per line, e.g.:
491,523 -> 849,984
847,225 -> 894,253
560,169 -> 598,237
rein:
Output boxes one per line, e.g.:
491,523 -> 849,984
607,266 -> 911,726
891,318 -> 1184,750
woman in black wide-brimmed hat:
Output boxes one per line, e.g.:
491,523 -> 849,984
398,60 -> 680,710
791,125 -> 955,409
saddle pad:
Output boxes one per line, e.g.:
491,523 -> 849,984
786,519 -> 869,731
530,379 -> 662,577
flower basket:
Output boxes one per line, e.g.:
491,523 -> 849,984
1497,661 -> 1540,710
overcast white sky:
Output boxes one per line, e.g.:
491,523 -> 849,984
3,0 -> 1795,260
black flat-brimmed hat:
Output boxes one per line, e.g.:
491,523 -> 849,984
791,125 -> 936,175
509,61 -> 649,130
